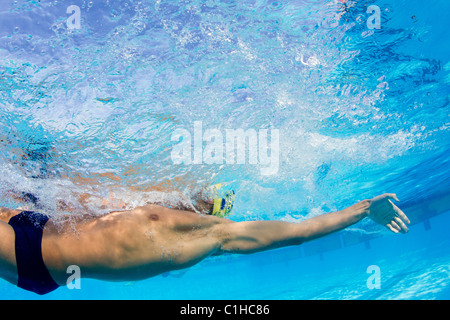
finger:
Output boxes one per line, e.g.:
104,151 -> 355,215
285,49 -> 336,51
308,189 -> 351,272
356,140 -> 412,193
388,199 -> 409,221
393,205 -> 410,225
386,223 -> 399,233
390,220 -> 402,232
394,216 -> 409,233
385,193 -> 399,201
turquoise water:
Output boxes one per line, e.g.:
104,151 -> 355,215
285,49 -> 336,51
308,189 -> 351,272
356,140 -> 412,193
0,0 -> 449,299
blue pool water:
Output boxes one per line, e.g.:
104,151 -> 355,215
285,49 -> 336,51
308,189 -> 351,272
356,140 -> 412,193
0,0 -> 449,299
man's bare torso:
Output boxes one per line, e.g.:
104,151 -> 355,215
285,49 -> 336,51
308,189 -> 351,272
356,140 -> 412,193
0,205 -> 224,286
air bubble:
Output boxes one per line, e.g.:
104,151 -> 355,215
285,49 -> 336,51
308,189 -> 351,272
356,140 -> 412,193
144,230 -> 154,241
269,1 -> 283,10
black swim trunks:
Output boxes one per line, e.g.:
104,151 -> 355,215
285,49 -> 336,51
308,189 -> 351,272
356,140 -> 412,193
8,211 -> 60,295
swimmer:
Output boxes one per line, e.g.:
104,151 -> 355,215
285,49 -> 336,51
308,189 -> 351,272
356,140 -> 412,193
0,192 -> 409,295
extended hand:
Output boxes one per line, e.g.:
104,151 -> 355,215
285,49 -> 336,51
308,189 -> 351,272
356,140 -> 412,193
368,193 -> 410,234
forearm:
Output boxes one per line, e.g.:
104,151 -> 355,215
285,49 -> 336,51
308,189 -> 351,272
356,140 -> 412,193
295,200 -> 370,243
219,200 -> 371,254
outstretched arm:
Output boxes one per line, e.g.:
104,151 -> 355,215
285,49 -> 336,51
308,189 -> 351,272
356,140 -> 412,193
217,193 -> 410,254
